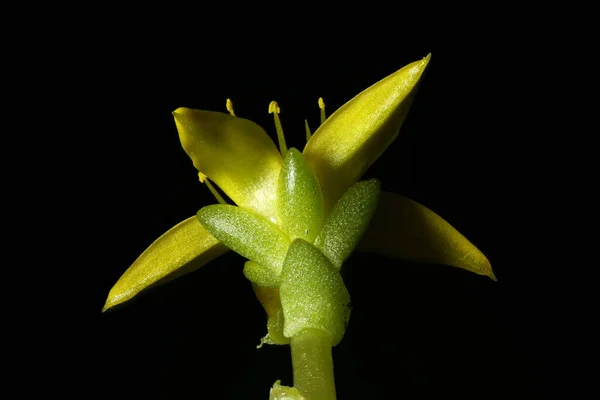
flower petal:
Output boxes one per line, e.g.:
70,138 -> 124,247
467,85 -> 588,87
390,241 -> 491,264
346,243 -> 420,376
303,55 -> 430,211
252,284 -> 281,317
173,108 -> 283,221
103,217 -> 228,311
358,191 -> 495,280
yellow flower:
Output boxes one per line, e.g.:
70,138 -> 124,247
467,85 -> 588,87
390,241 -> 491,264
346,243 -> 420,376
103,54 -> 494,313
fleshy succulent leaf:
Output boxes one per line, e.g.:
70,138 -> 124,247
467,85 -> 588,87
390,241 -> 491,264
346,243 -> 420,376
314,179 -> 381,270
279,239 -> 350,346
243,261 -> 280,288
197,204 -> 290,276
277,148 -> 324,242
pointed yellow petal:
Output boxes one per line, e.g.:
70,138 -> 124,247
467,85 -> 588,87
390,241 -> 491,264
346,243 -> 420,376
358,191 -> 495,280
252,284 -> 282,317
173,108 -> 283,221
303,55 -> 431,211
103,217 -> 228,311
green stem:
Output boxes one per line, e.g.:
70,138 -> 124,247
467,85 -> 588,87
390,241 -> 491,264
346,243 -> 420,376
290,328 -> 336,400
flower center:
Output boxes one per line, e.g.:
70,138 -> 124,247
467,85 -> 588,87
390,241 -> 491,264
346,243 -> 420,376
202,97 -> 329,206
225,98 -> 236,116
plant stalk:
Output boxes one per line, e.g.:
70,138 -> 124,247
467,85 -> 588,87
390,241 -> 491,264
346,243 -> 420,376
290,328 -> 336,400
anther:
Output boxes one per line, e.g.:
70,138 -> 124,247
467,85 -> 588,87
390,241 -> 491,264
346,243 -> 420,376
268,100 -> 281,115
226,98 -> 236,116
318,97 -> 326,126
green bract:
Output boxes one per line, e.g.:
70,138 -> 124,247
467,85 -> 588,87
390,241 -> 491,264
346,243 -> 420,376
197,204 -> 290,279
199,174 -> 379,346
277,148 -> 324,242
280,239 -> 350,346
243,261 -> 280,289
315,179 -> 381,270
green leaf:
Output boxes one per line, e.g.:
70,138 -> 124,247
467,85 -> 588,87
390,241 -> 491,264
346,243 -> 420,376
314,179 -> 381,270
279,239 -> 350,346
197,205 -> 290,276
243,261 -> 279,288
277,148 -> 324,242
358,191 -> 496,280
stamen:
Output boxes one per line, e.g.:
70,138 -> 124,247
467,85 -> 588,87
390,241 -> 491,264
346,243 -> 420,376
318,97 -> 326,126
199,172 -> 227,205
304,119 -> 312,142
226,98 -> 236,116
269,100 -> 287,157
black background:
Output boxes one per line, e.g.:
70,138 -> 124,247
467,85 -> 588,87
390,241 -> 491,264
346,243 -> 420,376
72,40 -> 551,399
